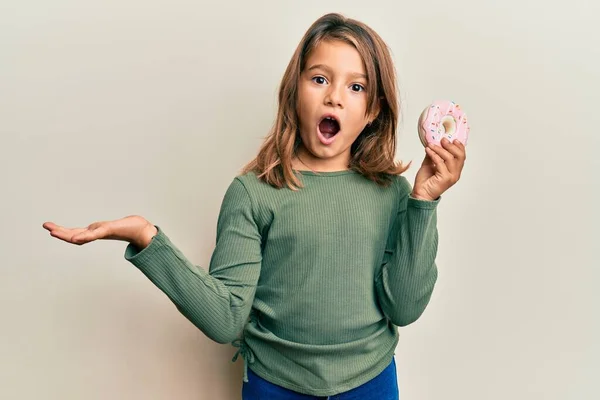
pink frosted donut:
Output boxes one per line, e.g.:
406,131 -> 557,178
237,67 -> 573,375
418,100 -> 470,147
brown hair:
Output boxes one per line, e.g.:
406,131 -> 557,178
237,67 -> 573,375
241,13 -> 410,190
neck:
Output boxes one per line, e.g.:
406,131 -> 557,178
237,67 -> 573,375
292,147 -> 350,173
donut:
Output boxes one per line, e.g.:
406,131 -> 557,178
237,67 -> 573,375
418,100 -> 470,147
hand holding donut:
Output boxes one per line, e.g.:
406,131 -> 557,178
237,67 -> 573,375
411,100 -> 469,201
411,138 -> 466,201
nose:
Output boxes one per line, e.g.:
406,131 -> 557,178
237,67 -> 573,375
324,84 -> 343,108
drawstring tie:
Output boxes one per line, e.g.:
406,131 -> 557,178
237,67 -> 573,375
231,338 -> 255,382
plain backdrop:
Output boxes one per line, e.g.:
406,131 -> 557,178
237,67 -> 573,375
1,0 -> 598,399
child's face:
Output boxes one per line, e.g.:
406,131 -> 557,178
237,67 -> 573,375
295,40 -> 373,171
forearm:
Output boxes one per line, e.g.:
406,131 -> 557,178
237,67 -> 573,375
125,226 -> 259,344
375,196 -> 439,326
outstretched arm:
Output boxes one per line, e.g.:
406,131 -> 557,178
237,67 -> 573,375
44,177 -> 262,344
124,178 -> 262,344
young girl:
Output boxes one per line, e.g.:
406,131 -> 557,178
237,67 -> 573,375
43,13 -> 466,400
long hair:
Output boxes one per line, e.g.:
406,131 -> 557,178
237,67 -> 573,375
241,13 -> 410,190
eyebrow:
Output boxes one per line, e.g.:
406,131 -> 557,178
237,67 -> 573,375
307,64 -> 367,80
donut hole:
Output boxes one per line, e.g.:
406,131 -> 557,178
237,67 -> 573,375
441,115 -> 456,136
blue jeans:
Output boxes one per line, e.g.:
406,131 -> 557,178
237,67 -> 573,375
241,357 -> 399,400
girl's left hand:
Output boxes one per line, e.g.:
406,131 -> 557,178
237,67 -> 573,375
411,138 -> 466,201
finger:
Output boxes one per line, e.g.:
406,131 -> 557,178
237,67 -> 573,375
440,138 -> 465,160
428,142 -> 455,164
453,139 -> 465,151
433,140 -> 465,183
42,222 -> 60,231
70,232 -> 94,244
447,140 -> 466,175
425,147 -> 450,174
49,227 -> 87,244
72,225 -> 109,243
43,221 -> 77,234
453,140 -> 467,162
43,222 -> 84,242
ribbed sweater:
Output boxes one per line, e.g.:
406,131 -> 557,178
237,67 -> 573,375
124,169 -> 440,396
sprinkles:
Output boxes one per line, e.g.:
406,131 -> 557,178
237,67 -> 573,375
417,100 -> 470,147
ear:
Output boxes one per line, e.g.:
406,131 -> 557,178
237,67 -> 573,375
368,96 -> 383,123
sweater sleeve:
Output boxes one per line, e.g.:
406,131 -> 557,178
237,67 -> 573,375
374,176 -> 440,327
123,177 -> 262,344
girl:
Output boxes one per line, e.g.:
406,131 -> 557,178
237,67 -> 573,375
43,13 -> 466,400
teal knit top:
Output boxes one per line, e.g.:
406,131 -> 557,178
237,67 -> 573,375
124,169 -> 440,396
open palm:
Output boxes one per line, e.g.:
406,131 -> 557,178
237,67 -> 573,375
42,215 -> 151,246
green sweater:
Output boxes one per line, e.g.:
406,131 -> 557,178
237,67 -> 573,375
124,169 -> 440,396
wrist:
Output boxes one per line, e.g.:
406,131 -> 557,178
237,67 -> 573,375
133,223 -> 158,249
410,191 -> 436,202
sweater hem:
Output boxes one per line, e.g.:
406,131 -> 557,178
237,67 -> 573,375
245,347 -> 397,397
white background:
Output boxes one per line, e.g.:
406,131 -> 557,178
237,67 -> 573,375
1,0 -> 598,399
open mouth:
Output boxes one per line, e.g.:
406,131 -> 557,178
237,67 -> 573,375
318,116 -> 341,140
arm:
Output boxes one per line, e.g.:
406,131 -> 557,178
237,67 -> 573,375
374,176 -> 440,327
124,177 -> 262,344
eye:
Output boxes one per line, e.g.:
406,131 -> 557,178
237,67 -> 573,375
312,76 -> 327,85
351,83 -> 365,92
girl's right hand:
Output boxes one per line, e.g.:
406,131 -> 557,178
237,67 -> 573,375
42,215 -> 158,249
